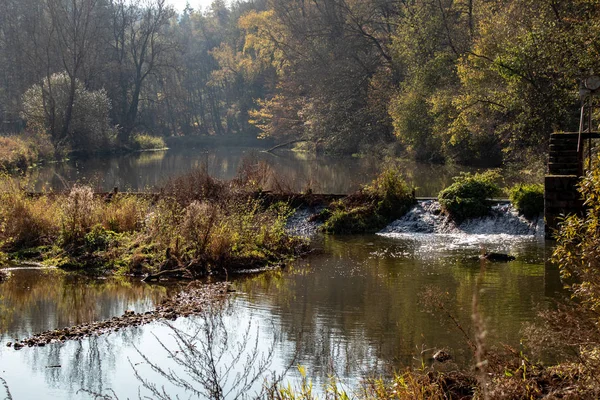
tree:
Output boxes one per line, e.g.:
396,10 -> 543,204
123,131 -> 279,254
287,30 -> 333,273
46,0 -> 104,142
106,0 -> 176,143
22,72 -> 115,151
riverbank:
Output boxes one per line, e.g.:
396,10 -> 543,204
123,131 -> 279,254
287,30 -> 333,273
0,132 -> 167,173
0,168 -> 310,277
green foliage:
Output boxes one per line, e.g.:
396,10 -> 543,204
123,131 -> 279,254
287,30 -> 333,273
322,167 -> 416,234
131,133 -> 166,150
322,205 -> 385,234
22,72 -> 116,152
438,171 -> 502,222
553,157 -> 600,311
363,166 -> 416,220
508,183 -> 544,219
84,225 -> 120,253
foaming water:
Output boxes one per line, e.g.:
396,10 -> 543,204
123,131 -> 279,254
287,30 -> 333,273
378,200 -> 544,250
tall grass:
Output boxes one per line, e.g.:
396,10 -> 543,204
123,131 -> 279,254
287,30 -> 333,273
0,136 -> 38,171
0,169 -> 304,274
131,133 -> 166,150
0,132 -> 54,172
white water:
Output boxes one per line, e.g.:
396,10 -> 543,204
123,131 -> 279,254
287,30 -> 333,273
378,200 -> 544,249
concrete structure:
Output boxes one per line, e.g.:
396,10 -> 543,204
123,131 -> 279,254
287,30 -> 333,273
544,132 -> 595,239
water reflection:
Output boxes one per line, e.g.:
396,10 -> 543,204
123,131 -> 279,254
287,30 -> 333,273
0,235 -> 561,398
236,235 -> 562,381
27,147 -> 475,196
0,268 -> 168,341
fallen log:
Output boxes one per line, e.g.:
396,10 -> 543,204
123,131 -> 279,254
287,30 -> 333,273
264,139 -> 308,153
143,268 -> 194,282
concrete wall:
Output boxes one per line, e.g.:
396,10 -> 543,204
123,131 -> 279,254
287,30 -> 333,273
544,175 -> 583,239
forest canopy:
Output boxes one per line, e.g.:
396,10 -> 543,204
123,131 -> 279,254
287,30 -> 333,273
1,0 -> 599,163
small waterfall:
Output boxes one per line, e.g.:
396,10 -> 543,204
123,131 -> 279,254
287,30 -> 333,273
379,200 -> 543,238
286,207 -> 323,237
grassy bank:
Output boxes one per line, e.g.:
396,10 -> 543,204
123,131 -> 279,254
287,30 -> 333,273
0,169 -> 306,276
0,133 -> 54,172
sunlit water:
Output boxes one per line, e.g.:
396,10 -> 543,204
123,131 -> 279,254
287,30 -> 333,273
0,232 -> 560,399
0,147 -> 558,398
26,144 -> 474,196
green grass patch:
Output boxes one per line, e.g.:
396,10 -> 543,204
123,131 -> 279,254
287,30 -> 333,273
321,166 -> 416,234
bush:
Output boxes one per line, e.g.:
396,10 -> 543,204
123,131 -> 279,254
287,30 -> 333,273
0,136 -> 37,171
100,195 -> 150,232
508,183 -> 544,219
438,170 -> 502,222
363,166 -> 416,219
322,205 -> 385,234
131,133 -> 166,150
60,185 -> 98,246
22,72 -> 116,152
322,166 -> 416,234
553,158 -> 600,311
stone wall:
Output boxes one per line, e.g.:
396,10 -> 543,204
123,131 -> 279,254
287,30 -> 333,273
544,175 -> 583,239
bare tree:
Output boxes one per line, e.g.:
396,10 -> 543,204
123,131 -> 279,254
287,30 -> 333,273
46,0 -> 103,144
107,0 -> 176,143
130,305 -> 287,399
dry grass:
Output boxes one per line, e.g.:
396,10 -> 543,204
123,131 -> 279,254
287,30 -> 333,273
0,169 -> 304,274
0,136 -> 37,171
235,156 -> 293,193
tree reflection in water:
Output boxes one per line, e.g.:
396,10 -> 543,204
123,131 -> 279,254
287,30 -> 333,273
79,303 -> 292,399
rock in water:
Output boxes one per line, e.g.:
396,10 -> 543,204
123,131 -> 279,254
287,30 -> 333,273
480,252 -> 516,262
433,350 -> 452,363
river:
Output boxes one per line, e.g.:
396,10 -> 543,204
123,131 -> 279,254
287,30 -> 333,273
0,145 -> 558,399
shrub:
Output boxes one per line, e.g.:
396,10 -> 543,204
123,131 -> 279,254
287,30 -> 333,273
100,195 -> 150,232
363,166 -> 416,219
60,185 -> 98,246
322,205 -> 385,234
508,183 -> 544,219
438,170 -> 502,222
553,158 -> 600,312
147,197 -> 301,273
322,166 -> 416,234
0,136 -> 37,171
22,72 -> 116,152
131,133 -> 166,150
235,156 -> 292,193
160,167 -> 226,204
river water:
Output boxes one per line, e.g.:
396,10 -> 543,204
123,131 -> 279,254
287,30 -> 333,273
0,146 -> 559,399
26,144 -> 473,196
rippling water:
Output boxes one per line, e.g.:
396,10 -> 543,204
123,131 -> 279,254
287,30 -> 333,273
0,231 -> 561,399
0,146 -> 554,398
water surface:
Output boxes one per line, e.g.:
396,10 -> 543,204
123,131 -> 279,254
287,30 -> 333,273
27,146 -> 473,196
0,233 -> 560,399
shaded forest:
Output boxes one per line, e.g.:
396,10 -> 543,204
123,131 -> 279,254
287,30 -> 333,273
1,0 -> 599,164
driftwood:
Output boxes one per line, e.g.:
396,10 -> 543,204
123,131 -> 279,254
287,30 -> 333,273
264,139 -> 308,153
143,268 -> 193,282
